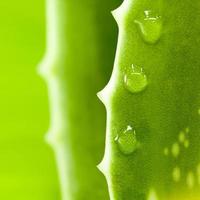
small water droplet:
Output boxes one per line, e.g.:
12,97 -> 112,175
185,127 -> 190,133
184,140 -> 189,148
179,131 -> 185,143
197,163 -> 200,185
172,167 -> 181,182
164,147 -> 169,156
198,108 -> 200,115
186,171 -> 195,188
197,163 -> 200,174
171,143 -> 180,158
115,125 -> 139,155
135,10 -> 162,44
124,64 -> 148,93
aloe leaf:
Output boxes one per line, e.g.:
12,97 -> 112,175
99,0 -> 200,199
38,0 -> 121,199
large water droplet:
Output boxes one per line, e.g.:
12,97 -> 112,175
135,10 -> 162,44
115,125 -> 139,155
124,64 -> 148,93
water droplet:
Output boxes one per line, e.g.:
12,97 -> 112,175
171,143 -> 180,158
172,167 -> 181,182
185,127 -> 190,133
135,10 -> 162,44
186,171 -> 195,188
164,147 -> 169,156
179,131 -> 185,143
124,64 -> 148,93
115,125 -> 139,155
197,163 -> 200,174
184,140 -> 189,148
198,108 -> 200,115
197,163 -> 200,185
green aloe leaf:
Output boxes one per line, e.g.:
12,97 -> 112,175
39,0 -> 121,199
99,0 -> 200,199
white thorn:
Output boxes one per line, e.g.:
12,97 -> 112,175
97,86 -> 110,106
45,129 -> 55,146
97,161 -> 105,174
111,8 -> 121,23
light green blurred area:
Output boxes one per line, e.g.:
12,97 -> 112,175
0,0 -> 60,199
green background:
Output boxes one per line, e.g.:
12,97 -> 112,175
0,0 -> 60,199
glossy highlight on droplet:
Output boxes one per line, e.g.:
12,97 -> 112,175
135,10 -> 162,44
124,64 -> 148,93
115,125 -> 139,155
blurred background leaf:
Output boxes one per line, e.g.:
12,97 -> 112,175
0,0 -> 60,199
